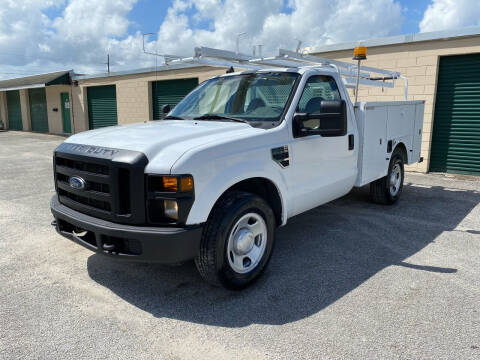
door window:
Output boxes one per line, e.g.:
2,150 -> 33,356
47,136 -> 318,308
296,75 -> 342,131
297,75 -> 340,113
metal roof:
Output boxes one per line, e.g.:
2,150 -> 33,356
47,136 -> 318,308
306,26 -> 480,54
0,70 -> 73,91
73,62 -> 205,81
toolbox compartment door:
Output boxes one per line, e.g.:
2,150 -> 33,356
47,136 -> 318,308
355,104 -> 388,186
411,102 -> 425,164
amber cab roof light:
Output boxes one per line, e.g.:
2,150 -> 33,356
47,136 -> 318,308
353,46 -> 367,61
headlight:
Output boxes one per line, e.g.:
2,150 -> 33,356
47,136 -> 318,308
146,175 -> 194,225
163,200 -> 179,220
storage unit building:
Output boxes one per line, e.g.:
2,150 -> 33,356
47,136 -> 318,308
0,70 -> 73,134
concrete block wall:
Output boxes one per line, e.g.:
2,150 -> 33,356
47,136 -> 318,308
19,89 -> 31,131
74,66 -> 226,131
312,36 -> 480,173
0,92 -> 7,129
71,85 -> 87,133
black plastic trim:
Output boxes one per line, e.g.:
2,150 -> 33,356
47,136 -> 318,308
278,73 -> 303,127
348,134 -> 354,150
387,140 -> 393,153
51,196 -> 203,263
271,145 -> 290,168
57,181 -> 111,201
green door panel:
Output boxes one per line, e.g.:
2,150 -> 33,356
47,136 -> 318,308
430,54 -> 480,176
87,85 -> 118,129
61,92 -> 72,133
6,90 -> 22,130
29,88 -> 49,133
152,78 -> 198,120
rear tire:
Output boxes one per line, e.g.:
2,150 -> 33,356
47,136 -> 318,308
370,150 -> 405,205
195,191 -> 276,290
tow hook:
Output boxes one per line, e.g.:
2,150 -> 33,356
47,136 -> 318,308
102,243 -> 116,251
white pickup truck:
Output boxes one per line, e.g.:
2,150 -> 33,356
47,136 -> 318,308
51,47 -> 424,289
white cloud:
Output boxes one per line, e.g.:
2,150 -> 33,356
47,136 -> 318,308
419,0 -> 480,33
153,0 -> 403,56
0,0 -> 152,77
0,0 -> 63,66
48,0 -> 155,69
0,0 -> 404,79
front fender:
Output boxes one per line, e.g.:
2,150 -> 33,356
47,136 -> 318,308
177,155 -> 289,226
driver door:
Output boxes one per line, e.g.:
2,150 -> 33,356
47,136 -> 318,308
288,75 -> 357,216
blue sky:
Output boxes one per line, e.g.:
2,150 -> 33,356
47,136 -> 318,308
127,0 -> 432,36
401,0 -> 432,33
0,0 -> 479,78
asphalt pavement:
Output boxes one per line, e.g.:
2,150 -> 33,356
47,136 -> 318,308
1,131 -> 479,359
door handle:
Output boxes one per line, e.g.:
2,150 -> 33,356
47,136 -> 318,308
348,134 -> 354,150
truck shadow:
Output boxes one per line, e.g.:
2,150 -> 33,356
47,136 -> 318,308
87,183 -> 480,327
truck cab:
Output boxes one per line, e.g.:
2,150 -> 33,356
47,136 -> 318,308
51,48 -> 424,289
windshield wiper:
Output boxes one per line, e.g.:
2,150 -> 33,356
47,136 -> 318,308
164,115 -> 184,120
193,114 -> 249,124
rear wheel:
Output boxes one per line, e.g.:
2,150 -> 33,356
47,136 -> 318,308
195,191 -> 275,290
370,150 -> 405,204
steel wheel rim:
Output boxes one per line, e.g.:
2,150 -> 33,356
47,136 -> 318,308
389,163 -> 402,196
227,212 -> 267,274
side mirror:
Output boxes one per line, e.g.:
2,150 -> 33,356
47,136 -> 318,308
161,104 -> 171,119
294,100 -> 347,137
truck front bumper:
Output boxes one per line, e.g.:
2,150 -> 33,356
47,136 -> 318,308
50,196 -> 203,263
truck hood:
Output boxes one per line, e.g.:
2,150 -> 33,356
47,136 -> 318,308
65,120 -> 261,172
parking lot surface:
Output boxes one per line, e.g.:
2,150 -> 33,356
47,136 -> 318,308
1,131 -> 479,359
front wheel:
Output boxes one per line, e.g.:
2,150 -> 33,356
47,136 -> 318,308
370,151 -> 405,205
195,191 -> 275,290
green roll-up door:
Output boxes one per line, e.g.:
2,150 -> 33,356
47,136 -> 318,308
152,78 -> 198,120
6,90 -> 22,130
430,54 -> 480,176
87,85 -> 118,129
29,88 -> 49,133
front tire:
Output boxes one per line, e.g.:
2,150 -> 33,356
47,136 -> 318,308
195,191 -> 276,290
370,150 -> 405,205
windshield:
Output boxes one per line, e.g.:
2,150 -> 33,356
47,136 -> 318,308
169,72 -> 299,127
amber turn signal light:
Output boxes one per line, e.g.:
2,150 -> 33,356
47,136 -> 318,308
162,176 -> 178,192
180,176 -> 194,192
149,175 -> 194,192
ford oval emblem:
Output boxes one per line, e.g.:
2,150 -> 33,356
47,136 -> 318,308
69,176 -> 86,190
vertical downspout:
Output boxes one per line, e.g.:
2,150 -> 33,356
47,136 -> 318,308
400,75 -> 409,100
70,72 -> 76,134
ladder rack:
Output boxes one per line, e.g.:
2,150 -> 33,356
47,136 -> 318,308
165,46 -> 409,100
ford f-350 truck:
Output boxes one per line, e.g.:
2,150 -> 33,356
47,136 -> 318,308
51,46 -> 424,289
